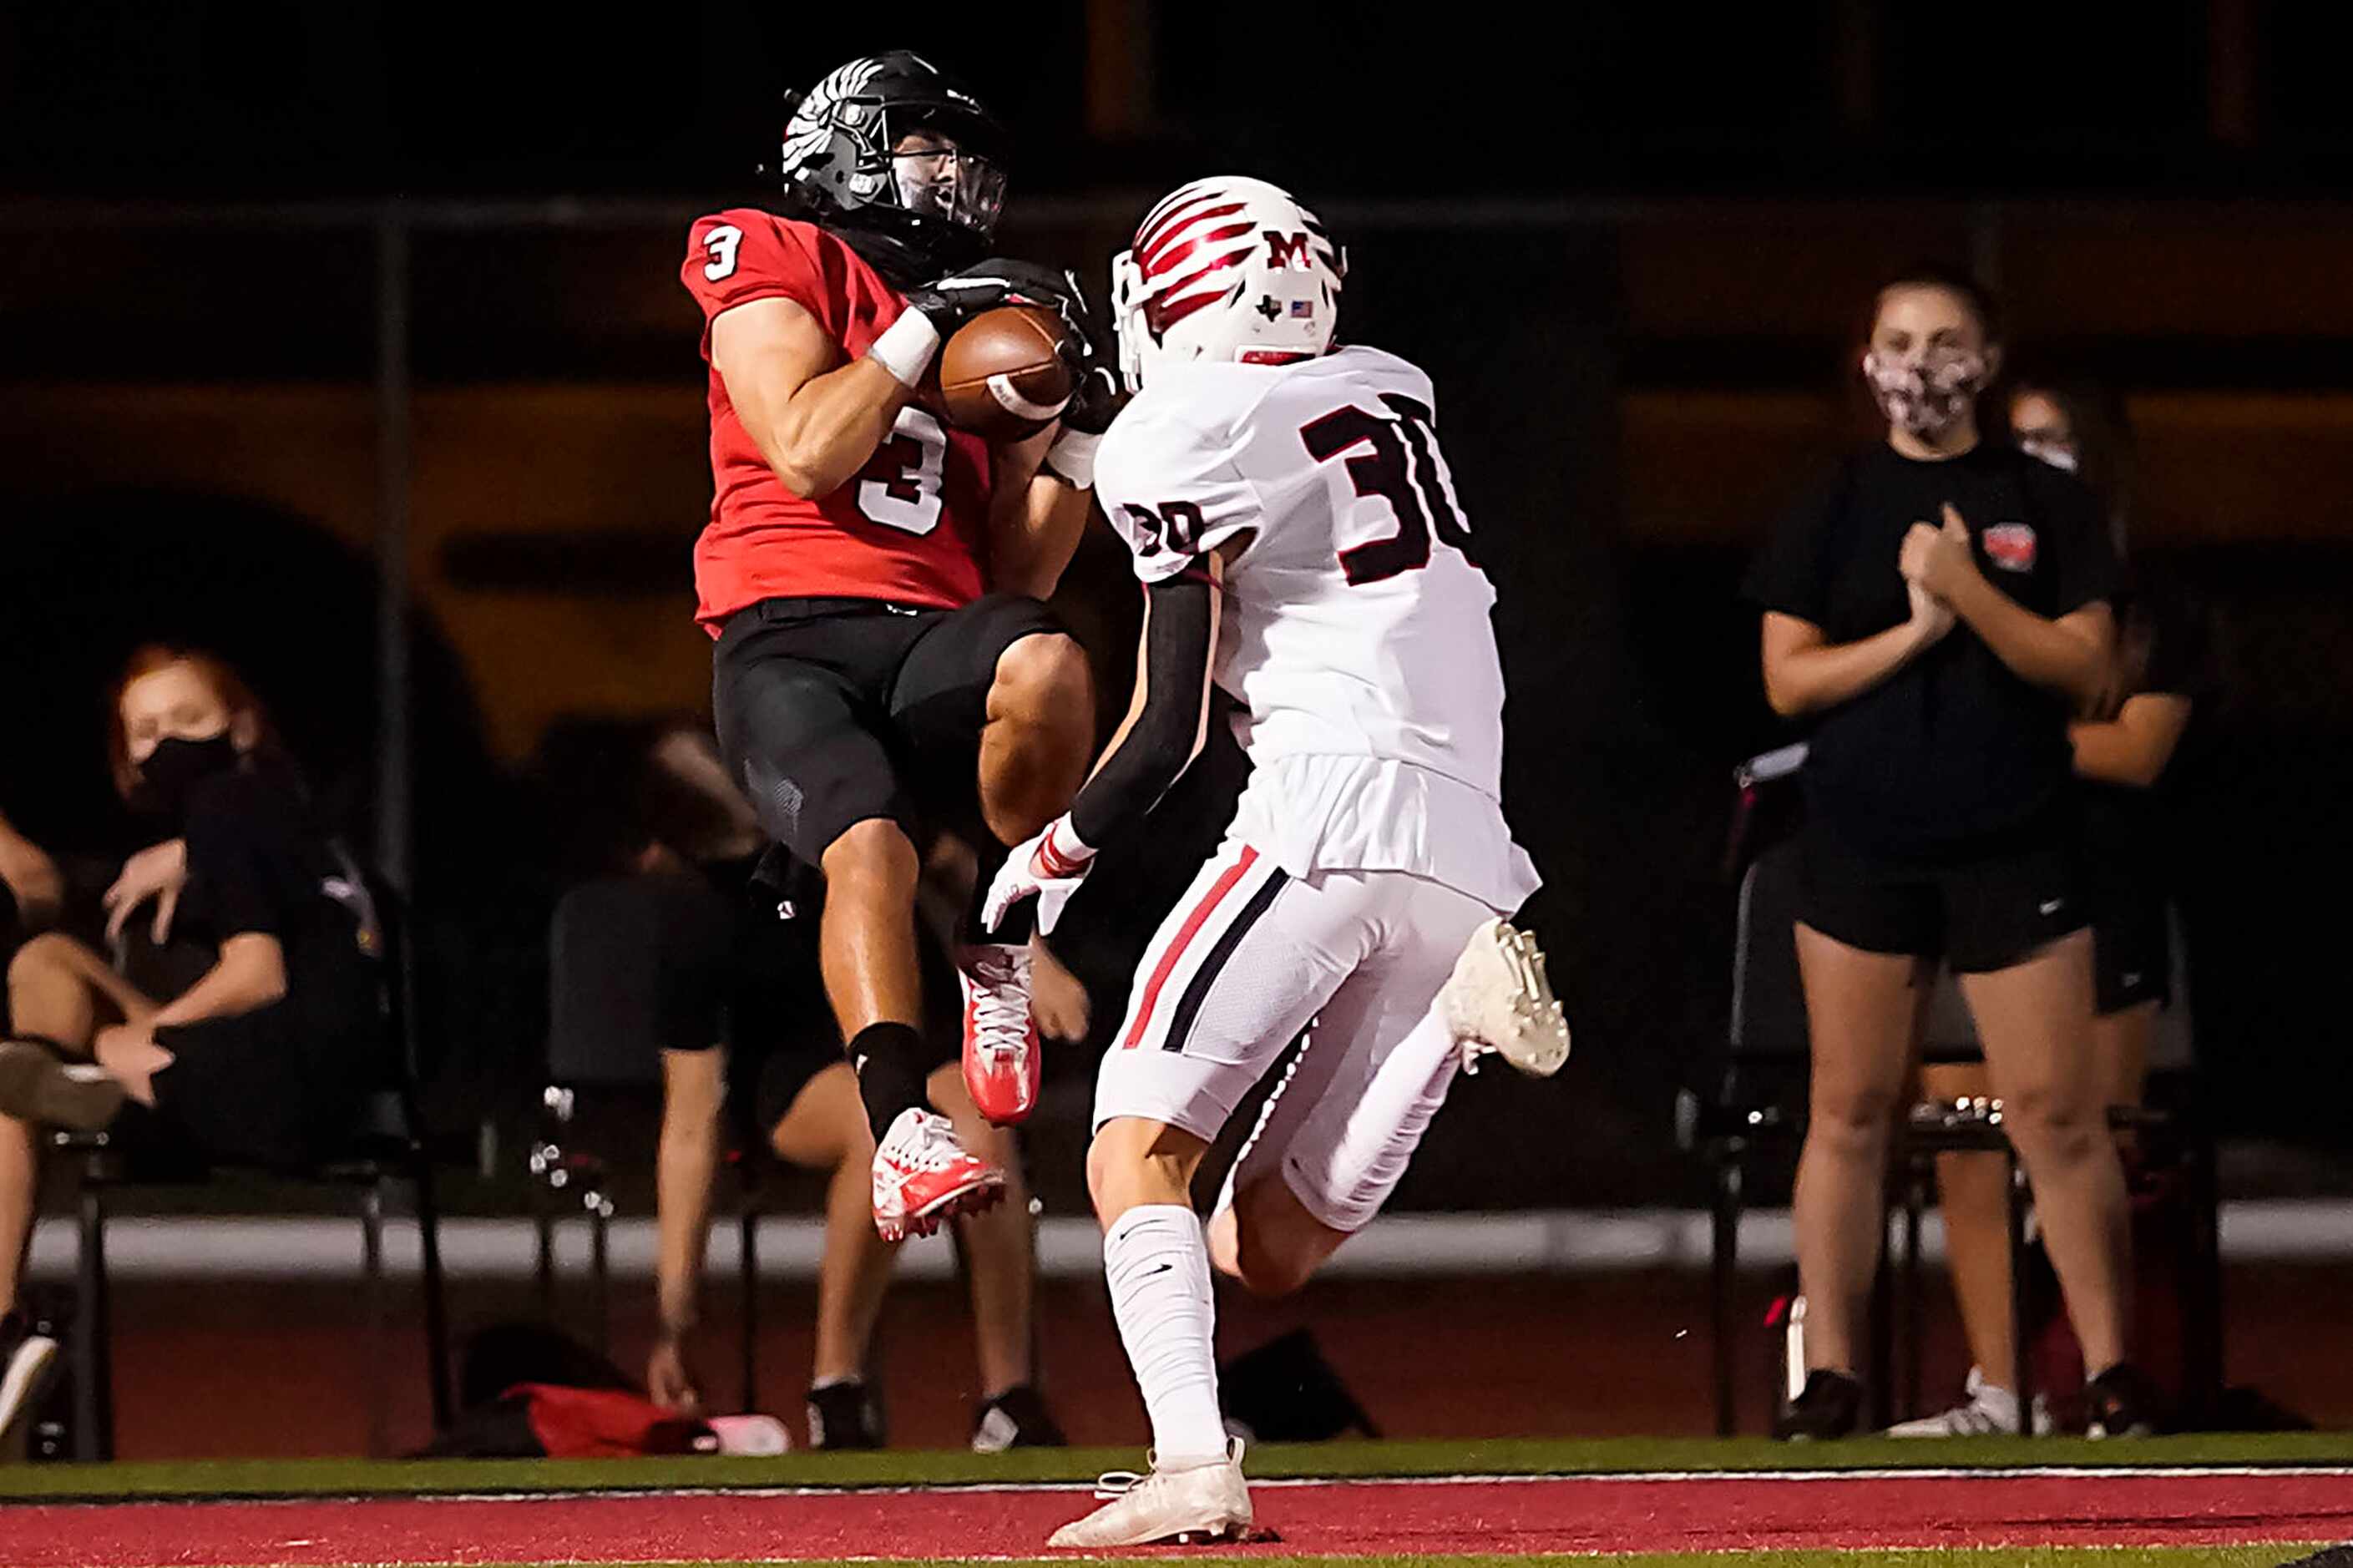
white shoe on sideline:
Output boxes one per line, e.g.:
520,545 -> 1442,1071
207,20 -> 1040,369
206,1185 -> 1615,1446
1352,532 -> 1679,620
1,1316 -> 61,1449
703,1414 -> 792,1455
1048,1439 -> 1252,1548
1442,919 -> 1570,1078
1885,1365 -> 2052,1436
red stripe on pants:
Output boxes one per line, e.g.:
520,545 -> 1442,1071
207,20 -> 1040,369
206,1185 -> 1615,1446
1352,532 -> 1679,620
1121,845 -> 1260,1050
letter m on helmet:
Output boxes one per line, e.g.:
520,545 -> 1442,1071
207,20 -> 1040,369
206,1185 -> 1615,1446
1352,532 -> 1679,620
1264,230 -> 1313,269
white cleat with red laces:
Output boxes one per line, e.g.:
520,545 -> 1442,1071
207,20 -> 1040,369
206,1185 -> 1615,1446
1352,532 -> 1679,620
1442,918 -> 1571,1078
1047,1439 -> 1252,1549
959,943 -> 1041,1125
871,1108 -> 1005,1242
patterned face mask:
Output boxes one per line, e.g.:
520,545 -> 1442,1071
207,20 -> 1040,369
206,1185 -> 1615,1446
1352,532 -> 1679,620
1863,348 -> 1990,441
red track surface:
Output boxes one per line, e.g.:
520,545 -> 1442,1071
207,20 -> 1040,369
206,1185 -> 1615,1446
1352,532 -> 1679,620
3,1471 -> 2349,1565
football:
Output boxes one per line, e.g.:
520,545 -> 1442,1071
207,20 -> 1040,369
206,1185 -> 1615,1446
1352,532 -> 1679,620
935,304 -> 1075,443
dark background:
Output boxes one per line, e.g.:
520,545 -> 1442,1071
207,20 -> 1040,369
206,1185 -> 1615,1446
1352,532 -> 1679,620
3,1 -> 2347,1210
13,3 -> 2353,199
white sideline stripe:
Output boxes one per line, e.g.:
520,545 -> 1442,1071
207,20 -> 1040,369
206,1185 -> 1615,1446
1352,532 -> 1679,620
20,1199 -> 2353,1282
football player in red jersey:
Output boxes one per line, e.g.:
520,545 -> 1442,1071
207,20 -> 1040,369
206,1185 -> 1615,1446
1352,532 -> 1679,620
681,52 -> 1108,1244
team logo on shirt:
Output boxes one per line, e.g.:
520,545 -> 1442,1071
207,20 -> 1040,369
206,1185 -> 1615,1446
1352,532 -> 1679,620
1984,522 -> 2037,573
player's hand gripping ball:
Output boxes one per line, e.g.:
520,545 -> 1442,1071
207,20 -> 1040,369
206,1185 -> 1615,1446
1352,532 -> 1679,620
936,304 -> 1078,443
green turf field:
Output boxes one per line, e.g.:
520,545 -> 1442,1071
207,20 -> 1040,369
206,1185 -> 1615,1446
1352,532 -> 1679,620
3,1431 -> 2349,1503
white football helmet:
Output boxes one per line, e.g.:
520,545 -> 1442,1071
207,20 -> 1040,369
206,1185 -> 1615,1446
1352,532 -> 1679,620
1111,175 -> 1346,392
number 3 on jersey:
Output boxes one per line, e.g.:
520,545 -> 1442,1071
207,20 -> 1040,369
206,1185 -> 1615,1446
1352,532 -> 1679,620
856,407 -> 949,535
702,224 -> 743,281
1300,392 -> 1477,584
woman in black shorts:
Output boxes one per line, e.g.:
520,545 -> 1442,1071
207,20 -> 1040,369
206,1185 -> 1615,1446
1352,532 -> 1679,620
0,647 -> 387,1311
1746,268 -> 2158,1437
1892,377 -> 2211,1435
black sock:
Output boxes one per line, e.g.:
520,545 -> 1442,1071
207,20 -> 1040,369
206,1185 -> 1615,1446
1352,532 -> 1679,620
849,1021 -> 930,1141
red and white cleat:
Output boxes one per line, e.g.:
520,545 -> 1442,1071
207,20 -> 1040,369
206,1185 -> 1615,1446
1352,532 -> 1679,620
872,1108 -> 1005,1242
959,943 -> 1041,1125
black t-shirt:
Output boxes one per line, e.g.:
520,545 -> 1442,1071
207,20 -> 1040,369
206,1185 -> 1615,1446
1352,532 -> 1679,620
175,766 -> 385,1036
2079,575 -> 2217,903
1745,442 -> 2122,859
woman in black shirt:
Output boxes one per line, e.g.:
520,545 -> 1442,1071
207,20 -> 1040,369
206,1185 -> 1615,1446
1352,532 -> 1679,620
0,648 -> 387,1327
1746,270 -> 2154,1437
1893,379 -> 2210,1435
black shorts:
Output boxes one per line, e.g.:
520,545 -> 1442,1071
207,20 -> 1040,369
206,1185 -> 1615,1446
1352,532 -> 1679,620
729,882 -> 962,1138
146,1004 -> 376,1171
2090,887 -> 2173,1016
552,870 -> 848,1140
711,594 -> 1065,865
592,867 -> 959,1144
1796,822 -> 2087,975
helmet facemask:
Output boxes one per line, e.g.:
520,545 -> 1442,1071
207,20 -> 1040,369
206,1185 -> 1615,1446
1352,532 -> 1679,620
884,127 -> 1007,236
777,52 -> 1010,283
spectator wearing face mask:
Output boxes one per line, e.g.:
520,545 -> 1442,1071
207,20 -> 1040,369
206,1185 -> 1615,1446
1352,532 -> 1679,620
1890,377 -> 2214,1435
0,645 -> 391,1445
1744,266 -> 2161,1439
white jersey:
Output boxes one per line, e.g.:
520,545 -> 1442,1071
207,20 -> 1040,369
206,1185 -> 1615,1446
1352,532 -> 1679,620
1097,345 -> 1540,913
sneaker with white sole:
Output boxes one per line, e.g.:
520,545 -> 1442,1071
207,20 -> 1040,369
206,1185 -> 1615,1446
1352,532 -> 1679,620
0,1040 -> 126,1130
959,944 -> 1040,1125
0,1310 -> 61,1451
1441,920 -> 1571,1078
870,1108 -> 1005,1242
1886,1366 -> 2049,1436
1047,1439 -> 1252,1549
703,1414 -> 792,1455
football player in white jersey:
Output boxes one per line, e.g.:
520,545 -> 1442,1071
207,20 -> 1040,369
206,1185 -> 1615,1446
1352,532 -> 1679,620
983,176 -> 1571,1548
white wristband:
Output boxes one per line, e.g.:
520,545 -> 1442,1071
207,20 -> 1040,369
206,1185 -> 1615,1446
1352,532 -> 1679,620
867,310 -> 942,388
1044,427 -> 1102,490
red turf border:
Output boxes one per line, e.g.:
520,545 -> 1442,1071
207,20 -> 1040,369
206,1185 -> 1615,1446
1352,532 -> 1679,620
1,1470 -> 2347,1565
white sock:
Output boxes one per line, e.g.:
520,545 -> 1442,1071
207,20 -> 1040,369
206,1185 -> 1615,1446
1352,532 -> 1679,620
1313,1004 -> 1460,1232
1102,1203 -> 1227,1462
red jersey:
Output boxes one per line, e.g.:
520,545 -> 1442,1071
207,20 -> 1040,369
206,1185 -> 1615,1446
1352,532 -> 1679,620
681,209 -> 993,630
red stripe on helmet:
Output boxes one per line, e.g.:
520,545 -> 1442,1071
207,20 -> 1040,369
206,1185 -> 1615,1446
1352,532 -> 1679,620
1146,278 -> 1242,337
1145,245 -> 1251,314
1141,220 -> 1256,283
1136,187 -> 1222,246
1138,202 -> 1249,271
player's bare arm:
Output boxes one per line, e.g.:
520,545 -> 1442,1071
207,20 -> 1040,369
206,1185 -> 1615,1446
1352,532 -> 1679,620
986,422 -> 1095,598
983,544 -> 1232,933
710,296 -> 913,501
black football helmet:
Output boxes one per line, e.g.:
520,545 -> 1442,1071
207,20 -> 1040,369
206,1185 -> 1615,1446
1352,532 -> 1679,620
775,51 -> 1011,286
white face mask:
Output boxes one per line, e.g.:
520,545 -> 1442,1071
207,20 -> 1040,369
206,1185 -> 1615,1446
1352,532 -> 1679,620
2017,435 -> 2079,473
